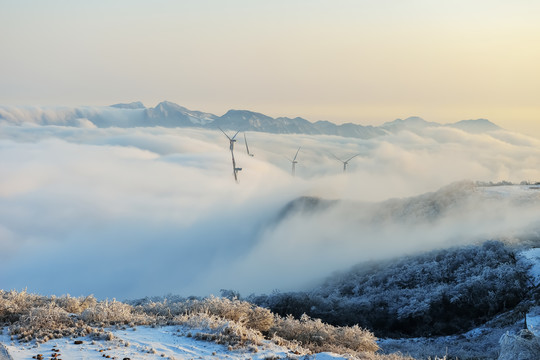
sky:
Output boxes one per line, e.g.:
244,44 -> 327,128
1,1 -> 540,136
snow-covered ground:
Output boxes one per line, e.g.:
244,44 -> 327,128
0,326 -> 346,360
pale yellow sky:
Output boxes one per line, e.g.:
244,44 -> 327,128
1,0 -> 539,136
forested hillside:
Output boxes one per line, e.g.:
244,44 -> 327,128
250,241 -> 534,338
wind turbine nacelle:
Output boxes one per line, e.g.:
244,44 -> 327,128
235,167 -> 243,171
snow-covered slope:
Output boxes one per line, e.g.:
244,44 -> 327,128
144,101 -> 217,126
0,326 -> 349,360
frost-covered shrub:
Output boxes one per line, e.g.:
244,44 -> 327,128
192,296 -> 274,333
2,292 -> 153,342
270,313 -> 379,356
135,296 -> 275,333
0,289 -> 47,324
0,291 -> 98,326
129,294 -> 194,319
9,303 -> 78,342
173,312 -> 266,347
80,299 -> 151,325
1,291 -> 101,342
169,298 -> 380,357
53,294 -> 97,314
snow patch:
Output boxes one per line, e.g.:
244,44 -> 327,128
0,326 -> 349,360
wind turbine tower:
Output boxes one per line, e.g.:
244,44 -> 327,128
231,151 -> 242,182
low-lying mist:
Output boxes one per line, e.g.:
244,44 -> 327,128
1,114 -> 540,299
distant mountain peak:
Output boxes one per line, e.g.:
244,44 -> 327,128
449,119 -> 501,133
155,101 -> 188,112
381,116 -> 439,132
221,109 -> 273,119
385,116 -> 430,124
110,101 -> 145,109
144,101 -> 217,126
157,100 -> 182,107
404,116 -> 429,123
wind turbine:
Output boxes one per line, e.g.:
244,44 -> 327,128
244,133 -> 254,157
331,153 -> 360,172
219,127 -> 242,182
219,127 -> 240,152
287,147 -> 301,176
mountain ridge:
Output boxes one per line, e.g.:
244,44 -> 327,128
148,102 -> 500,135
0,101 -> 502,138
106,101 -> 500,138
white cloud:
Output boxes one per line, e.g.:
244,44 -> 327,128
1,115 -> 540,299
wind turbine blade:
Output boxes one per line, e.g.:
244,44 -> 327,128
218,127 -> 232,140
330,153 -> 342,162
231,130 -> 240,140
293,147 -> 301,161
345,153 -> 361,162
244,133 -> 250,154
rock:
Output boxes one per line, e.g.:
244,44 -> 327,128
499,329 -> 540,360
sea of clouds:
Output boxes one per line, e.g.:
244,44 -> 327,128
1,106 -> 540,299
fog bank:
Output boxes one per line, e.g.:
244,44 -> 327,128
1,119 -> 540,298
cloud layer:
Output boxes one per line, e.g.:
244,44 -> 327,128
1,113 -> 540,299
